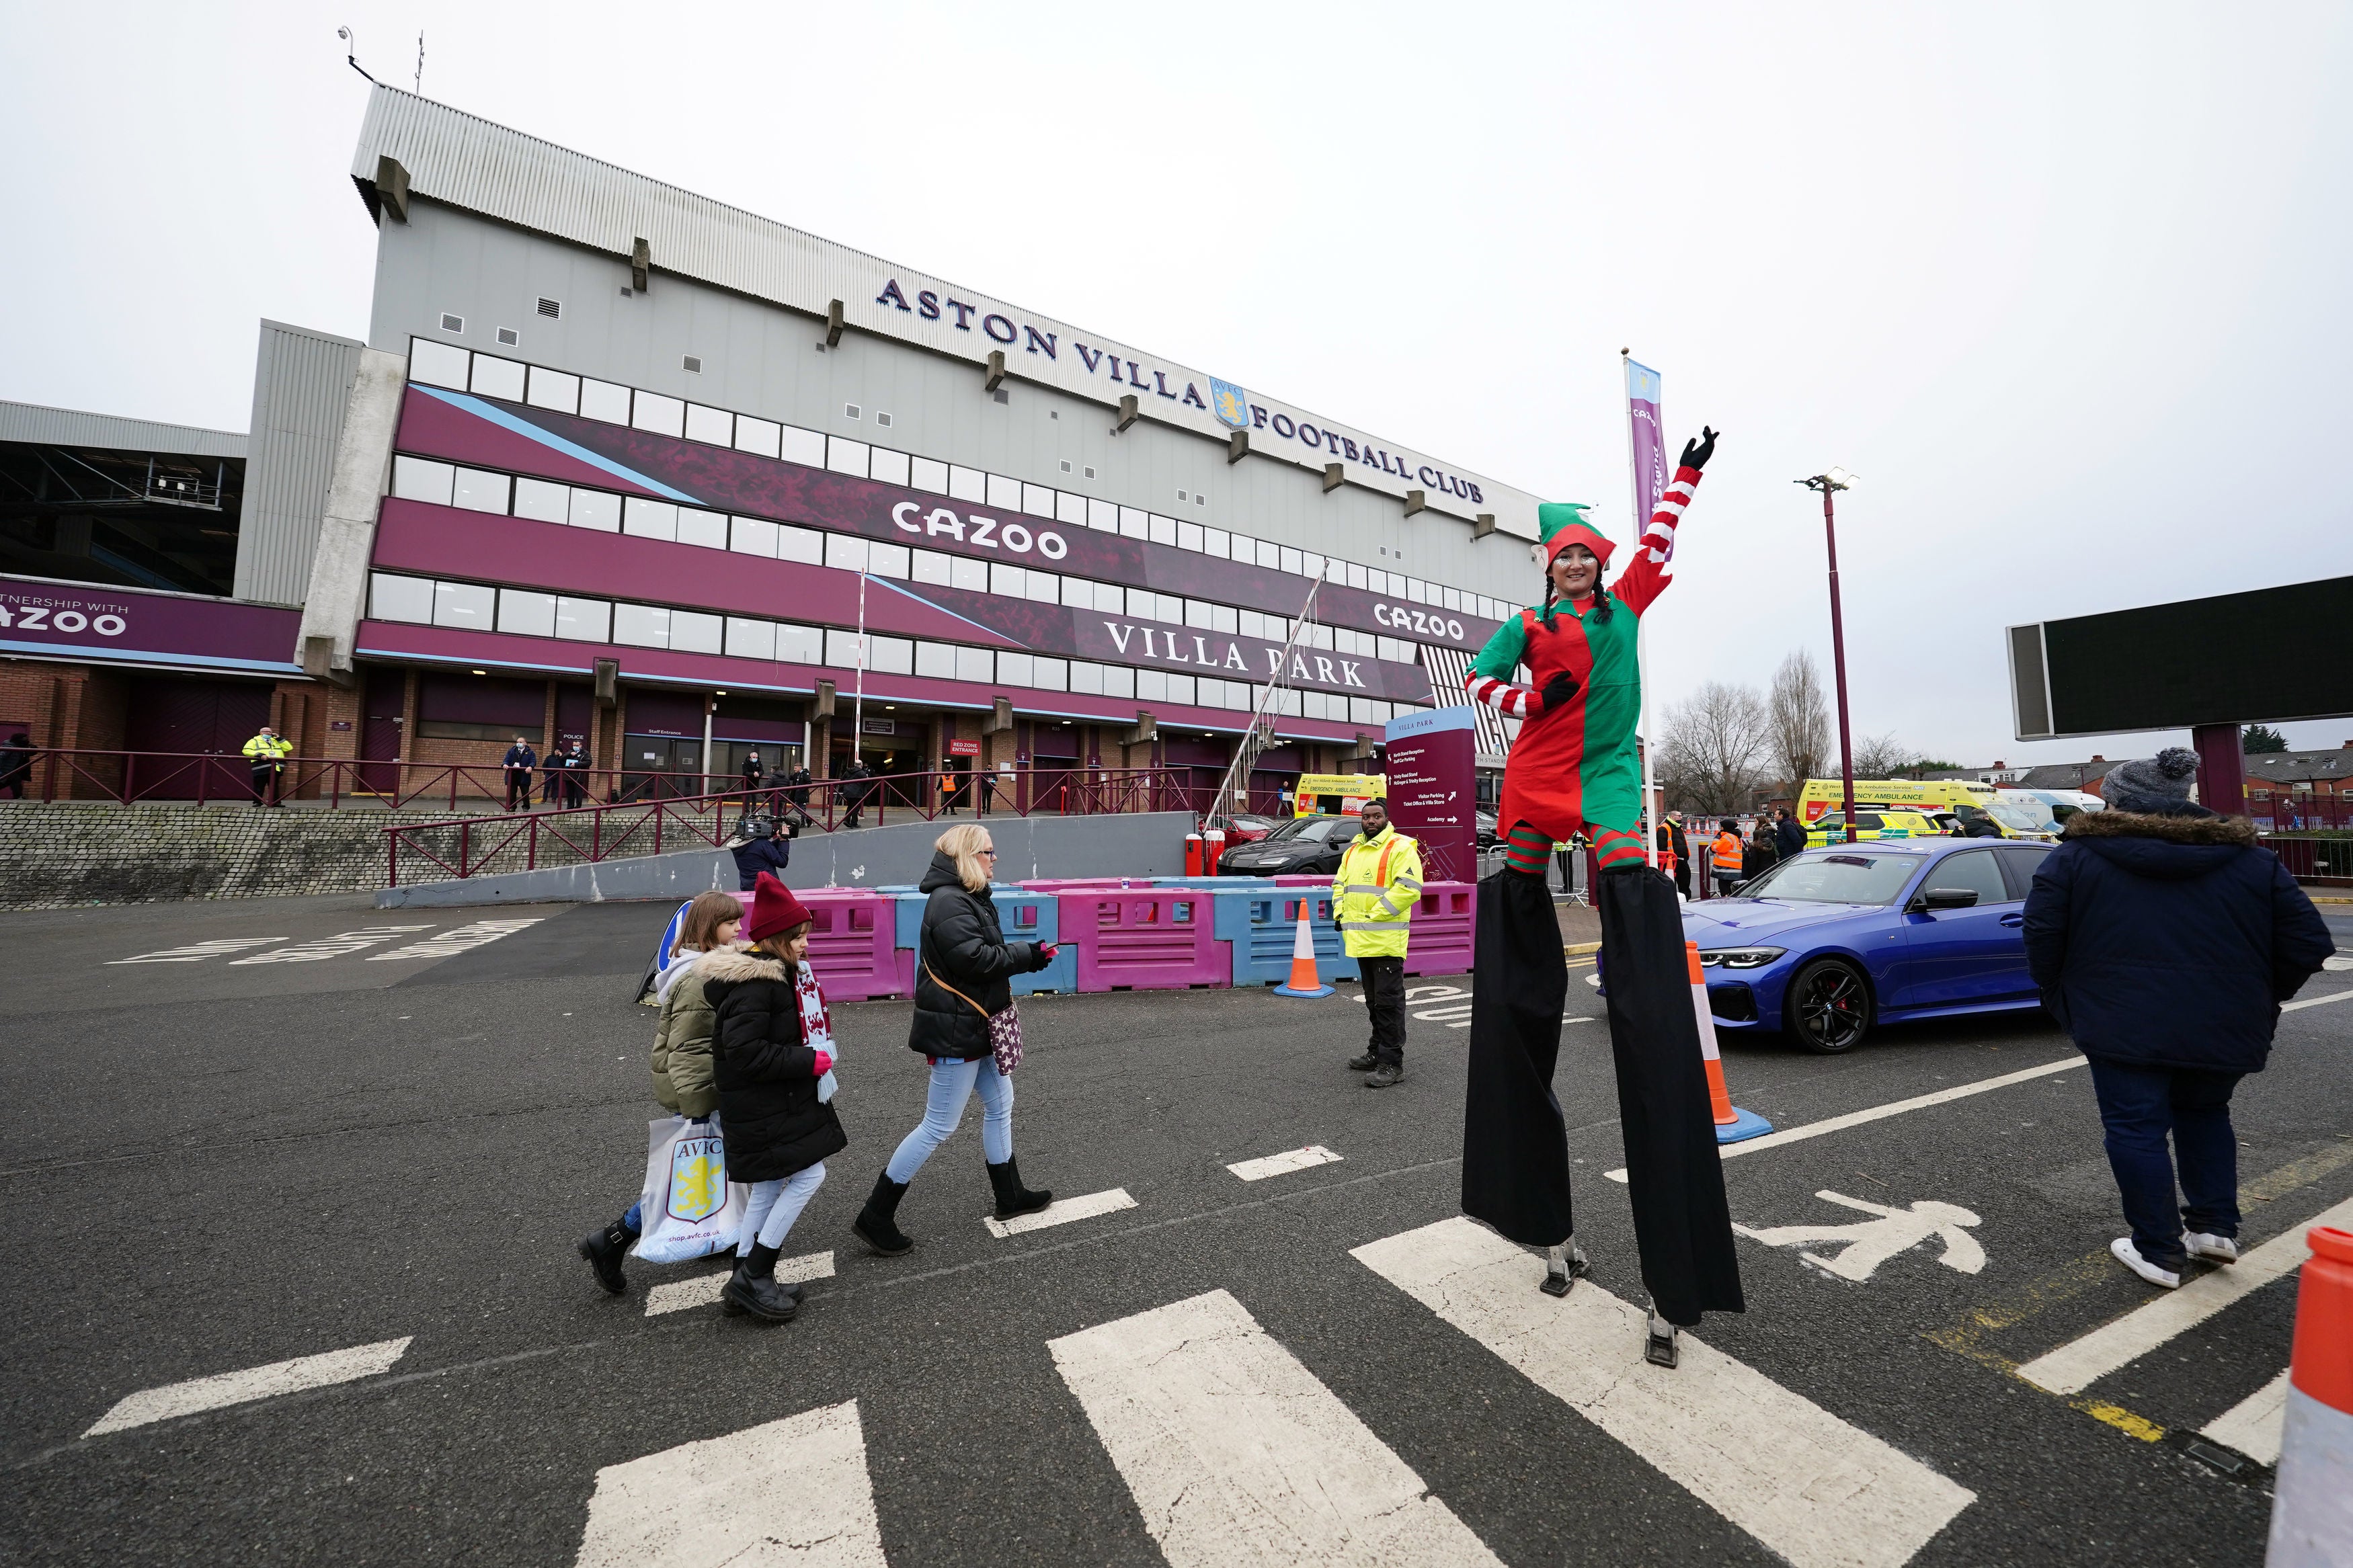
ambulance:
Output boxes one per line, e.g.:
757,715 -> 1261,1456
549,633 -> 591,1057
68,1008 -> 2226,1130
1794,778 -> 2055,841
1293,772 -> 1386,817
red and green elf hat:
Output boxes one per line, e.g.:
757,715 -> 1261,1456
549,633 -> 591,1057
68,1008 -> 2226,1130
1534,501 -> 1615,570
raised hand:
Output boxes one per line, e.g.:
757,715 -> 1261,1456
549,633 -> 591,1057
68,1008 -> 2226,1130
1679,426 -> 1720,470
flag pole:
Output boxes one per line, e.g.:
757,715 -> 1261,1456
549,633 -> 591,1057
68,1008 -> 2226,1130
1623,350 -> 1661,870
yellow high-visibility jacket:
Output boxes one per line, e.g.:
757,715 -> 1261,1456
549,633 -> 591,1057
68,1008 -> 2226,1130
241,733 -> 292,764
1330,827 -> 1424,959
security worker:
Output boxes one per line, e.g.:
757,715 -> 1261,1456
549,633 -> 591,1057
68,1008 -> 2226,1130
1710,819 -> 1745,898
241,725 -> 292,808
1332,800 -> 1423,1088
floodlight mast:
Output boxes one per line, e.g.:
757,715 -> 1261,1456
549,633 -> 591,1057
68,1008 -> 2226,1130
1796,469 -> 1860,843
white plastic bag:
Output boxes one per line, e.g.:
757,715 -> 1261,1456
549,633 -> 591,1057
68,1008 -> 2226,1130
633,1114 -> 748,1263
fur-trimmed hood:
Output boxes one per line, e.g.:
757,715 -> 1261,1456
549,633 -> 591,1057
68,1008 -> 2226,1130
696,946 -> 788,985
2062,809 -> 2256,848
2061,807 -> 2258,883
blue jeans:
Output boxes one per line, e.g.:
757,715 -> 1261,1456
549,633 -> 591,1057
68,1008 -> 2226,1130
2085,1056 -> 2243,1270
885,1055 -> 1014,1182
737,1162 -> 827,1255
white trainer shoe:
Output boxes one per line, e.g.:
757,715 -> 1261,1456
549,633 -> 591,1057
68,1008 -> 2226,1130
2112,1237 -> 2182,1289
2182,1231 -> 2240,1264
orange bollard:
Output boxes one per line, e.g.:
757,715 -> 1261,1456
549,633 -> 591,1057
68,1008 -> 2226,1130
2269,1225 -> 2353,1564
1687,940 -> 1772,1143
1273,899 -> 1333,999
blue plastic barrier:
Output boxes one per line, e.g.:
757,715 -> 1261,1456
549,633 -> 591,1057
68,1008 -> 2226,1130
886,884 -> 1073,996
1213,886 -> 1355,988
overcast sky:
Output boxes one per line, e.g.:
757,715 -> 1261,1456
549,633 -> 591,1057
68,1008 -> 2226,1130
4,3 -> 2348,764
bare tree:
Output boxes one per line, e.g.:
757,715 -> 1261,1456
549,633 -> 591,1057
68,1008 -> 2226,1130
1851,731 -> 1919,778
1657,681 -> 1771,815
1768,650 -> 1831,790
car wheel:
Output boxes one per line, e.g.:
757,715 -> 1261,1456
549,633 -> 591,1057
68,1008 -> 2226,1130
1784,957 -> 1874,1054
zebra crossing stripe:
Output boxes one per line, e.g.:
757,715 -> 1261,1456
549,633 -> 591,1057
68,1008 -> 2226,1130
83,1337 -> 413,1437
1049,1289 -> 1503,1567
643,1251 -> 836,1316
2017,1193 -> 2353,1396
1353,1217 -> 1974,1568
984,1186 -> 1135,1238
368,919 -> 543,960
1226,1145 -> 1343,1182
2200,1367 -> 2290,1466
573,1398 -> 886,1567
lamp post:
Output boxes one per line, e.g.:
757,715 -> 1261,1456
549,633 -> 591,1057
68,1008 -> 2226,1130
1796,469 -> 1860,843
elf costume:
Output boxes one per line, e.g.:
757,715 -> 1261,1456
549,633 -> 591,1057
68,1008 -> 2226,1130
1458,429 -> 1743,1363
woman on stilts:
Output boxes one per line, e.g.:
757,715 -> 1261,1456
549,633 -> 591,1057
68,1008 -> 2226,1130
1458,427 -> 1745,1368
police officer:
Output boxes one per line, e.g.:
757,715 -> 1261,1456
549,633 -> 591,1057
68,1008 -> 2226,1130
1331,800 -> 1424,1088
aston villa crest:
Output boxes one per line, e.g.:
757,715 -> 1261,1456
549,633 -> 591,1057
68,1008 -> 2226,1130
1209,378 -> 1251,431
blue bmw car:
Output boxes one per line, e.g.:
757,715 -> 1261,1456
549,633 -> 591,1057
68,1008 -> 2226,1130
1683,838 -> 2057,1053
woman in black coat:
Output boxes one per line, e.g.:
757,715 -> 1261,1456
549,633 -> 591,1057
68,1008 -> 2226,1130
2022,749 -> 2331,1290
702,874 -> 848,1321
852,824 -> 1058,1255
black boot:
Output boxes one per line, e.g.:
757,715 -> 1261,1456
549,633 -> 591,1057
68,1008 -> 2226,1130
1345,1053 -> 1378,1071
986,1157 -> 1052,1221
721,1243 -> 801,1322
852,1172 -> 915,1255
576,1218 -> 635,1296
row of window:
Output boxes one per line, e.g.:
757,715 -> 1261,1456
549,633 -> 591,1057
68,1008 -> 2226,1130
389,456 -> 1410,662
405,338 -> 1523,626
366,571 -> 1418,728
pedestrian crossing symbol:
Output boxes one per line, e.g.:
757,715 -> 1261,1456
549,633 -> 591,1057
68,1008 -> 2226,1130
666,1134 -> 727,1223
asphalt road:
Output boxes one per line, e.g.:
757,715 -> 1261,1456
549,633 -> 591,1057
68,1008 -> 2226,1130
3,893 -> 2349,1566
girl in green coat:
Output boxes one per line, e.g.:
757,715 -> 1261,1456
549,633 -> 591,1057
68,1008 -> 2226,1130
577,890 -> 744,1294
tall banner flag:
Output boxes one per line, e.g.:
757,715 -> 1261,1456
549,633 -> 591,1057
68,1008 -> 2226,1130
1625,357 -> 1670,559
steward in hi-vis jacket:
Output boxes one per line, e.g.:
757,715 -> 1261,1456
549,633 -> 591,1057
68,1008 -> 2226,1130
1330,801 -> 1423,1088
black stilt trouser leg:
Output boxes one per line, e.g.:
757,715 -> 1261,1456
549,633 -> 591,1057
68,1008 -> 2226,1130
1358,955 -> 1406,1068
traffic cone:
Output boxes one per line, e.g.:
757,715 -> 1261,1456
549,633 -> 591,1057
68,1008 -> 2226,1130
1686,941 -> 1771,1143
2268,1225 -> 2353,1565
1273,900 -> 1333,998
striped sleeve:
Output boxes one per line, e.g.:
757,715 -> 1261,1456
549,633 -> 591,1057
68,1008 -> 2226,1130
1466,612 -> 1543,716
1613,464 -> 1704,617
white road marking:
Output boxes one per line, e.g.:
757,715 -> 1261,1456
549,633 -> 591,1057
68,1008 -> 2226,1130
2016,1194 -> 2353,1395
1408,985 -> 1467,1001
1354,1217 -> 1973,1568
1048,1288 -> 1503,1567
83,1337 -> 413,1437
228,925 -> 434,964
368,918 -> 543,960
984,1186 -> 1137,1237
643,1251 -> 836,1316
2200,1367 -> 2291,1465
1605,1055 -> 2083,1182
573,1397 -> 887,1567
1227,1145 -> 1343,1182
1735,1190 -> 1986,1282
2284,986 -> 2353,1011
108,936 -> 288,964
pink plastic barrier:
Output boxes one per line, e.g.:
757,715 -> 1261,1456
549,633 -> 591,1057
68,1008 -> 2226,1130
729,887 -> 906,1001
1060,885 -> 1230,991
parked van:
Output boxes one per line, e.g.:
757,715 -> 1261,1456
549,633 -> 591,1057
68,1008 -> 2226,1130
1795,778 -> 1995,825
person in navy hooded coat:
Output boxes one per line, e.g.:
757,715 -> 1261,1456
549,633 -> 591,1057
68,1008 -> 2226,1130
2024,749 -> 2332,1290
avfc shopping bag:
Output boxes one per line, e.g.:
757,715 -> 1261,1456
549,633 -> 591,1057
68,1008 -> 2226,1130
633,1115 -> 748,1263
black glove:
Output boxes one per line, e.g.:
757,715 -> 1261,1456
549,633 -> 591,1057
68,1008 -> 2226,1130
1540,671 -> 1580,711
1679,426 -> 1720,470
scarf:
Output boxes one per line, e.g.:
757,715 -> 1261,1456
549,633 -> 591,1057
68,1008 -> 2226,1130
795,961 -> 840,1103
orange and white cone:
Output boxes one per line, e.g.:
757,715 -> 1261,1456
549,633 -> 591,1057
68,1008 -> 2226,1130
1274,900 -> 1333,998
1687,941 -> 1771,1142
2269,1225 -> 2353,1565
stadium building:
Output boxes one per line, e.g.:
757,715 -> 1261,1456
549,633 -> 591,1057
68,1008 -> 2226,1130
2,87 -> 1548,808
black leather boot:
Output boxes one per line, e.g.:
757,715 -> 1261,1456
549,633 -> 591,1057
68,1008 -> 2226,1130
986,1157 -> 1052,1221
721,1243 -> 800,1322
852,1172 -> 915,1256
576,1218 -> 635,1296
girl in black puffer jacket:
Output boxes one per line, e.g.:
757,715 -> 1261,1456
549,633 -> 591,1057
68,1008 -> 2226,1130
852,824 -> 1058,1255
701,873 -> 848,1322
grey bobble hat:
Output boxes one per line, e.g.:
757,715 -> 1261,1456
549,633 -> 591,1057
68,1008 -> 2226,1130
2102,747 -> 2206,815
